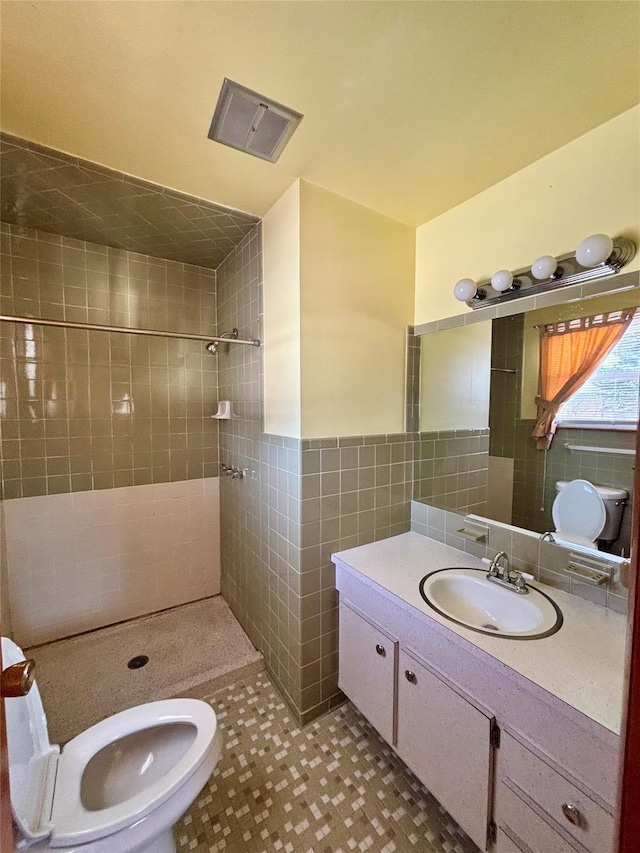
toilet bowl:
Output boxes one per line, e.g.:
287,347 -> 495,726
552,478 -> 628,550
2,636 -> 221,853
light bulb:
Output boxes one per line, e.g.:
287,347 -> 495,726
531,255 -> 558,280
575,234 -> 613,268
491,269 -> 513,292
453,278 -> 477,302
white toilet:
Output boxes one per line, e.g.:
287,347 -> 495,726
2,637 -> 222,853
552,478 -> 628,549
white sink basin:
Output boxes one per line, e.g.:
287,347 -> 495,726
419,568 -> 563,639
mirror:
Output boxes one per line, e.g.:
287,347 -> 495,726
415,289 -> 639,557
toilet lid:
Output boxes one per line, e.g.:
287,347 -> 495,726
552,479 -> 606,544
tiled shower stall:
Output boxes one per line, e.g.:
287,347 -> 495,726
0,134 -> 414,724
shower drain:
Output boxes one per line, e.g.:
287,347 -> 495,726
127,655 -> 149,669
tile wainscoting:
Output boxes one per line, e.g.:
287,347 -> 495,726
4,477 -> 221,646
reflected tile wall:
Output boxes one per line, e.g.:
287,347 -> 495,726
411,500 -> 628,614
414,429 -> 489,515
0,223 -> 219,498
512,422 -> 635,556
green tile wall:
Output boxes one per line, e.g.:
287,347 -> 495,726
512,422 -> 635,556
414,429 -> 489,515
489,313 -> 523,458
0,223 -> 220,497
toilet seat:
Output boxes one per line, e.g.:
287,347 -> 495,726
2,636 -> 219,851
50,699 -> 218,847
552,478 -> 606,548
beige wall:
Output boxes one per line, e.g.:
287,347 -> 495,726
415,106 -> 640,325
263,180 -> 415,438
419,323 -> 491,431
262,181 -> 302,438
300,181 -> 415,437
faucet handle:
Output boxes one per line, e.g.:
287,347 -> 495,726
512,570 -> 535,590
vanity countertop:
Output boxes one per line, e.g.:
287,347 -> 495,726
332,532 -> 627,735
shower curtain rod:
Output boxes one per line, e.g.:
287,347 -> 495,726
0,314 -> 261,348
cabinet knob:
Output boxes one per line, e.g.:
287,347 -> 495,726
375,644 -> 385,656
562,802 -> 582,826
405,670 -> 416,683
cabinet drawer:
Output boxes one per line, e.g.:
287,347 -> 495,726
496,782 -> 582,853
396,649 -> 492,851
495,828 -> 525,853
338,602 -> 397,744
498,732 -> 614,853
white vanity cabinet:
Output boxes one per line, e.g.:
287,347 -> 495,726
396,648 -> 495,849
338,602 -> 397,745
334,541 -> 620,853
495,732 -> 615,853
339,602 -> 495,850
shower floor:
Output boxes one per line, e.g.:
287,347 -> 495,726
26,596 -> 264,744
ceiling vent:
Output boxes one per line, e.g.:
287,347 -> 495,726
208,79 -> 303,163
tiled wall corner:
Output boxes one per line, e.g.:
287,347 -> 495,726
405,327 -> 420,433
296,432 -> 414,724
217,227 -> 415,725
216,226 -> 307,717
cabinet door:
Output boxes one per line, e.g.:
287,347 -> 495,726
338,603 -> 397,744
396,648 -> 493,850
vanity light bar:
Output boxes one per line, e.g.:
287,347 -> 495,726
453,235 -> 636,309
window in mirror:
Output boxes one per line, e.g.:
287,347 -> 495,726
415,289 -> 639,558
556,309 -> 640,429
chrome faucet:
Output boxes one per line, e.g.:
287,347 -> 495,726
488,551 -> 509,579
486,551 -> 532,595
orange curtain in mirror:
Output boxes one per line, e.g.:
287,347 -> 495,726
532,308 -> 636,450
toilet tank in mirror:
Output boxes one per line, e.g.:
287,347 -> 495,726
415,288 -> 639,557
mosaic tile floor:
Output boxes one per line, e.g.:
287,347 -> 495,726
176,673 -> 479,853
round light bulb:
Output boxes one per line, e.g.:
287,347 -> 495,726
453,278 -> 477,302
575,234 -> 614,268
490,269 -> 514,292
531,255 -> 558,280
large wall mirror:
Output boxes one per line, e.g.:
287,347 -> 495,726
415,287 -> 639,558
